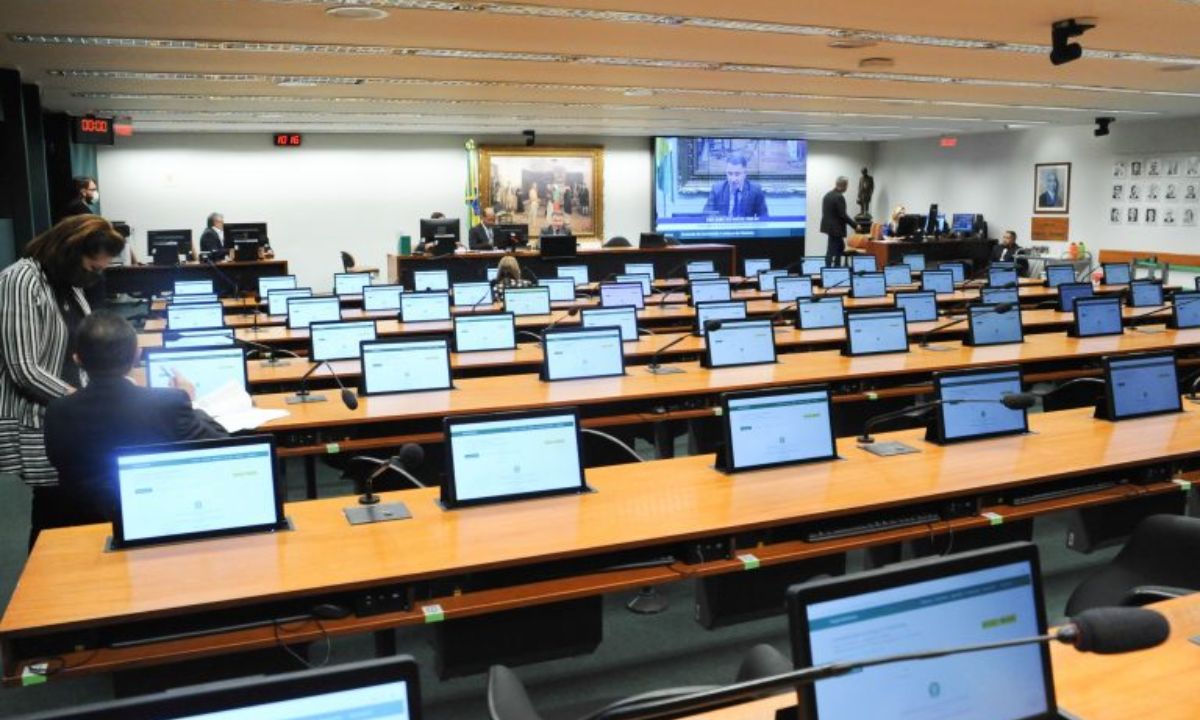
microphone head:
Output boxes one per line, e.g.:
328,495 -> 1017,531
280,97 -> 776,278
704,319 -> 723,333
993,302 -> 1014,313
341,388 -> 359,411
568,306 -> 580,317
398,442 -> 425,469
1001,392 -> 1037,410
1069,607 -> 1170,654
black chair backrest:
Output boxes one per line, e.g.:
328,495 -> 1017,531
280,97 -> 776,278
341,251 -> 355,271
604,236 -> 631,248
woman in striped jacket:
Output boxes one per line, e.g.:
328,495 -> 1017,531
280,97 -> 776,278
0,215 -> 125,546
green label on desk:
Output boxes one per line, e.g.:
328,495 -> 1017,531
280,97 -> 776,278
865,391 -> 879,401
325,443 -> 340,454
738,553 -> 761,571
982,512 -> 1004,526
1174,478 -> 1193,491
422,604 -> 445,623
21,664 -> 47,686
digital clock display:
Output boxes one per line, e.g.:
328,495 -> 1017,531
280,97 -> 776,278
273,133 -> 303,147
71,116 -> 115,145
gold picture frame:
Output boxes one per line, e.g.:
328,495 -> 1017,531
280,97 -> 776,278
479,145 -> 604,240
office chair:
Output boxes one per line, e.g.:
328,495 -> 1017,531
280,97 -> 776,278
486,644 -> 790,720
604,236 -> 632,248
341,251 -> 355,272
1065,514 -> 1200,615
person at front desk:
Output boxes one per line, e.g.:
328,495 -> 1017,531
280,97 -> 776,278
540,210 -> 572,237
881,205 -> 907,239
199,212 -> 225,259
467,207 -> 499,250
993,230 -> 1028,275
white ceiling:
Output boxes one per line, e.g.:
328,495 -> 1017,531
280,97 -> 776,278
1,0 -> 1198,139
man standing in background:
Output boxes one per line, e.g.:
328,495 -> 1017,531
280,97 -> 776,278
199,212 -> 224,258
820,177 -> 856,267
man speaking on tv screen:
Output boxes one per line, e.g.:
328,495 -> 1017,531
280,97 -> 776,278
703,154 -> 769,219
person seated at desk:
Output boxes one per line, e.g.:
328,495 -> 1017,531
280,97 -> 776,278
881,205 -> 907,239
43,311 -> 227,536
540,210 -> 572,237
491,255 -> 531,301
993,230 -> 1029,275
416,211 -> 463,254
199,211 -> 226,260
467,207 -> 499,250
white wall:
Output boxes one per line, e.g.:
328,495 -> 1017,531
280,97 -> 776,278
97,134 -> 871,290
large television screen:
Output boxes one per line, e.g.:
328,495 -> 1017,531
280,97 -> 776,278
654,137 -> 807,240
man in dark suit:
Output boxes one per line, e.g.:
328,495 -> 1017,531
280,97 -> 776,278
1038,169 -> 1064,209
820,177 -> 856,267
43,311 -> 227,536
56,176 -> 98,221
702,154 -> 768,218
467,207 -> 498,250
992,230 -> 1028,275
199,211 -> 225,257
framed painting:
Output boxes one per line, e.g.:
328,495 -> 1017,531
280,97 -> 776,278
479,146 -> 604,239
1034,162 -> 1071,214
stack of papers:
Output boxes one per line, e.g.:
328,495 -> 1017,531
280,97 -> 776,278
195,382 -> 289,433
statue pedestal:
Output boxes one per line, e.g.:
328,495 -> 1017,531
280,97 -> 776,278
854,213 -> 873,235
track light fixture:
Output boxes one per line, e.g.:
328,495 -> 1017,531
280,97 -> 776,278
1094,117 -> 1114,137
1050,18 -> 1096,66
523,129 -> 536,146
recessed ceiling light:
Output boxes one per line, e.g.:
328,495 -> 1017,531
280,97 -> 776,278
858,57 -> 895,69
623,88 -> 653,97
1160,64 -> 1195,72
325,5 -> 390,20
828,38 -> 876,49
276,79 -> 321,87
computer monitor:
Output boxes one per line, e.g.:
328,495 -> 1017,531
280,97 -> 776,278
937,261 -> 966,284
787,543 -> 1054,720
1057,282 -> 1095,313
399,291 -> 451,322
541,326 -> 625,381
686,270 -> 721,282
442,408 -> 587,508
147,229 -> 193,261
703,318 -> 776,368
540,234 -> 577,259
112,436 -> 286,549
744,258 -> 772,278
850,272 -> 887,299
920,270 -> 954,295
411,269 -> 450,292
615,273 -> 653,297
1128,280 -> 1164,308
309,320 -> 377,362
820,267 -> 851,291
419,217 -> 460,254
486,267 -> 499,282
981,287 -> 1020,306
687,260 -> 715,274
362,284 -> 404,312
166,302 -> 224,331
233,239 -> 259,262
639,232 -> 668,248
1170,290 -> 1200,329
690,278 -> 733,305
883,264 -> 912,288
144,346 -> 247,402
451,281 -> 494,308
504,286 -> 552,316
950,212 -> 978,233
797,297 -> 845,330
223,222 -> 268,248
581,306 -> 638,342
988,266 -> 1018,288
694,300 -> 748,336
801,257 -> 826,276
453,312 -> 516,352
1072,296 -> 1123,337
494,223 -> 529,249
334,272 -> 372,297
896,213 -> 924,237
162,328 -> 236,349
624,262 -> 656,279
258,274 -> 297,299
930,366 -> 1027,443
150,242 -> 181,266
1102,262 -> 1132,285
757,269 -> 789,292
775,276 -> 813,303
556,264 -> 589,286
966,304 -> 1024,346
168,293 -> 219,306
1045,264 -> 1076,288
894,291 -> 937,323
844,309 -> 909,356
850,255 -> 877,273
718,386 -> 837,472
174,279 -> 213,296
901,253 -> 926,272
266,287 -> 312,316
992,261 -> 1016,271
360,337 -> 453,395
924,203 -> 940,235
600,282 -> 645,310
286,296 -> 341,329
1101,351 -> 1181,421
538,278 -> 576,302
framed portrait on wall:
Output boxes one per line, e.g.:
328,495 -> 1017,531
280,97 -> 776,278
1034,162 -> 1071,214
479,146 -> 604,240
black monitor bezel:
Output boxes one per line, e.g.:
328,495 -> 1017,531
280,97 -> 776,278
694,300 -> 749,336
795,297 -> 845,330
1170,290 -> 1200,329
965,303 -> 1025,347
398,290 -> 452,323
702,318 -> 777,369
308,319 -> 378,363
451,280 -> 497,308
265,287 -> 313,317
774,275 -> 814,304
581,306 -> 639,343
165,301 -> 225,331
1100,350 -> 1182,421
849,272 -> 887,299
1045,263 -> 1077,288
503,285 -> 553,316
1071,296 -> 1124,337
540,325 -> 626,381
361,283 -> 405,312
883,263 -> 913,288
1056,282 -> 1095,313
162,328 -> 236,349
143,345 -> 249,396
843,309 -> 911,356
360,336 -> 454,395
257,274 -> 297,299
689,278 -> 734,306
286,295 -> 343,330
1126,280 -> 1164,308
920,269 -> 955,294
452,311 -> 517,352
892,290 -> 938,324
929,364 -> 1029,443
719,384 -> 838,472
410,268 -> 450,292
1101,262 -> 1132,285
333,271 -> 373,297
599,281 -> 646,310
900,253 -> 926,272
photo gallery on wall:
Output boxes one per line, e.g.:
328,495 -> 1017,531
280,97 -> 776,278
1110,154 -> 1199,228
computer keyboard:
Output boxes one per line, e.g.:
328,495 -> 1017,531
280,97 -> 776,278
805,511 -> 942,543
1009,480 -> 1118,506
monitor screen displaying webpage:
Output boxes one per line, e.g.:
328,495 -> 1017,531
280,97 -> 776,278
921,270 -> 954,295
267,287 -> 312,316
821,267 -> 851,290
287,296 -> 341,329
361,338 -> 452,394
981,287 -> 1019,306
145,347 -> 247,402
539,278 -> 577,302
687,260 -> 716,274
695,300 -> 748,336
934,366 -> 1027,441
556,264 -> 589,286
174,280 -> 214,296
363,284 -> 404,312
1174,291 -> 1200,328
1074,297 -> 1123,337
600,282 -> 646,309
1057,282 -> 1095,313
757,269 -> 789,292
798,297 -> 845,329
845,310 -> 909,355
1045,264 -> 1076,288
168,293 -> 219,306
504,287 -> 552,316
452,282 -> 494,308
687,270 -> 721,281
988,267 -> 1018,288
167,303 -> 224,331
901,253 -> 926,272
1129,281 -> 1163,308
310,321 -> 377,362
691,279 -> 733,305
938,262 -> 966,284
744,258 -> 772,278
705,319 -> 776,368
258,274 -> 297,298
723,386 -> 836,471
1105,352 -> 1180,420
776,276 -> 814,303
624,262 -> 656,279
581,306 -> 638,342
411,269 -> 450,291
453,313 -> 515,352
801,257 -> 825,276
850,255 -> 877,273
399,291 -> 451,322
542,327 -> 625,380
883,265 -> 912,288
163,328 -> 236,349
894,291 -> 937,323
968,305 -> 1023,346
851,273 -> 886,298
334,272 -> 372,297
615,274 -> 653,297
1102,262 -> 1132,285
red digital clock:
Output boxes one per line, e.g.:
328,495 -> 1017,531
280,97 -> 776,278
272,133 -> 303,147
71,116 -> 115,145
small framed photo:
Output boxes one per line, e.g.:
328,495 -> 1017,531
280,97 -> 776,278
1034,162 -> 1071,214
1109,207 -> 1122,225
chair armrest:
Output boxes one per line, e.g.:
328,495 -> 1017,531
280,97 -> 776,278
1122,585 -> 1196,606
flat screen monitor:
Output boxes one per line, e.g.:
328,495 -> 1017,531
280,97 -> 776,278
542,326 -> 625,381
1057,282 -> 1095,313
223,222 -> 268,247
112,436 -> 286,549
757,269 -> 789,292
556,264 -> 589,286
686,270 -> 721,282
981,287 -> 1020,306
932,366 -> 1027,442
1103,351 -> 1181,420
504,286 -> 552,316
992,261 -> 1016,271
850,272 -> 887,299
797,297 -> 845,330
419,217 -> 459,253
1172,291 -> 1200,329
744,258 -> 772,278
1073,296 -> 1123,337
451,281 -> 494,308
988,266 -> 1018,288
538,278 -> 577,302
951,212 -> 978,232
233,239 -> 259,262
687,260 -> 716,274
820,266 -> 851,291
162,328 -> 235,349
720,386 -> 837,472
334,272 -> 372,297
494,223 -> 528,249
883,264 -> 912,288
849,255 -> 877,273
360,337 -> 453,395
624,262 -> 656,279
775,276 -> 813,303
845,309 -> 909,356
638,232 -> 667,248
486,267 -> 499,282
787,543 -> 1054,720
399,291 -> 451,322
145,346 -> 247,403
147,229 -> 193,260
894,291 -> 937,323
174,279 -> 213,296
258,274 -> 297,299
615,273 -> 653,296
1128,281 -> 1164,308
695,300 -> 748,336
168,293 -> 219,306
925,204 -> 941,235
1046,264 -> 1076,288
600,282 -> 645,310
286,296 -> 341,329
412,269 -> 450,292
443,408 -> 587,508
309,320 -> 377,362
920,270 -> 954,295
801,257 -> 826,276
901,253 -> 926,272
166,302 -> 224,330
1102,262 -> 1132,285
581,306 -> 638,342
691,279 -> 733,305
938,261 -> 966,285
896,213 -> 924,237
362,284 -> 404,312
967,304 -> 1024,346
704,318 -> 776,368
453,312 -> 516,352
266,287 -> 313,317
540,235 -> 577,258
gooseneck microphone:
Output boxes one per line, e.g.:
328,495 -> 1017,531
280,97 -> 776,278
857,394 -> 1031,443
919,302 -> 1014,349
233,335 -> 302,367
540,307 -> 581,338
819,270 -> 864,296
358,443 -> 426,505
287,360 -> 359,410
768,301 -> 799,327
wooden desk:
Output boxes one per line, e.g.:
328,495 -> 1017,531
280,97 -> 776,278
106,260 -> 290,296
2,407 -> 1193,683
864,238 -> 997,270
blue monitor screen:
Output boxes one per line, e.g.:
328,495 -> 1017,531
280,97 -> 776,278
846,310 -> 908,355
744,258 -> 772,278
901,254 -> 926,272
1174,291 -> 1200,328
938,262 -> 966,284
938,368 -> 1027,441
757,269 -> 789,292
798,298 -> 845,329
1074,298 -> 1123,337
1057,283 -> 1095,312
1108,353 -> 1180,419
951,213 -> 976,232
776,276 -> 814,303
1129,282 -> 1163,308
988,267 -> 1018,288
851,273 -> 887,298
969,305 -> 1023,345
1046,264 -> 1076,288
801,257 -> 826,276
921,270 -> 954,295
981,287 -> 1019,306
1103,263 -> 1132,285
894,292 -> 937,323
821,267 -> 851,290
883,265 -> 912,288
850,255 -> 877,273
